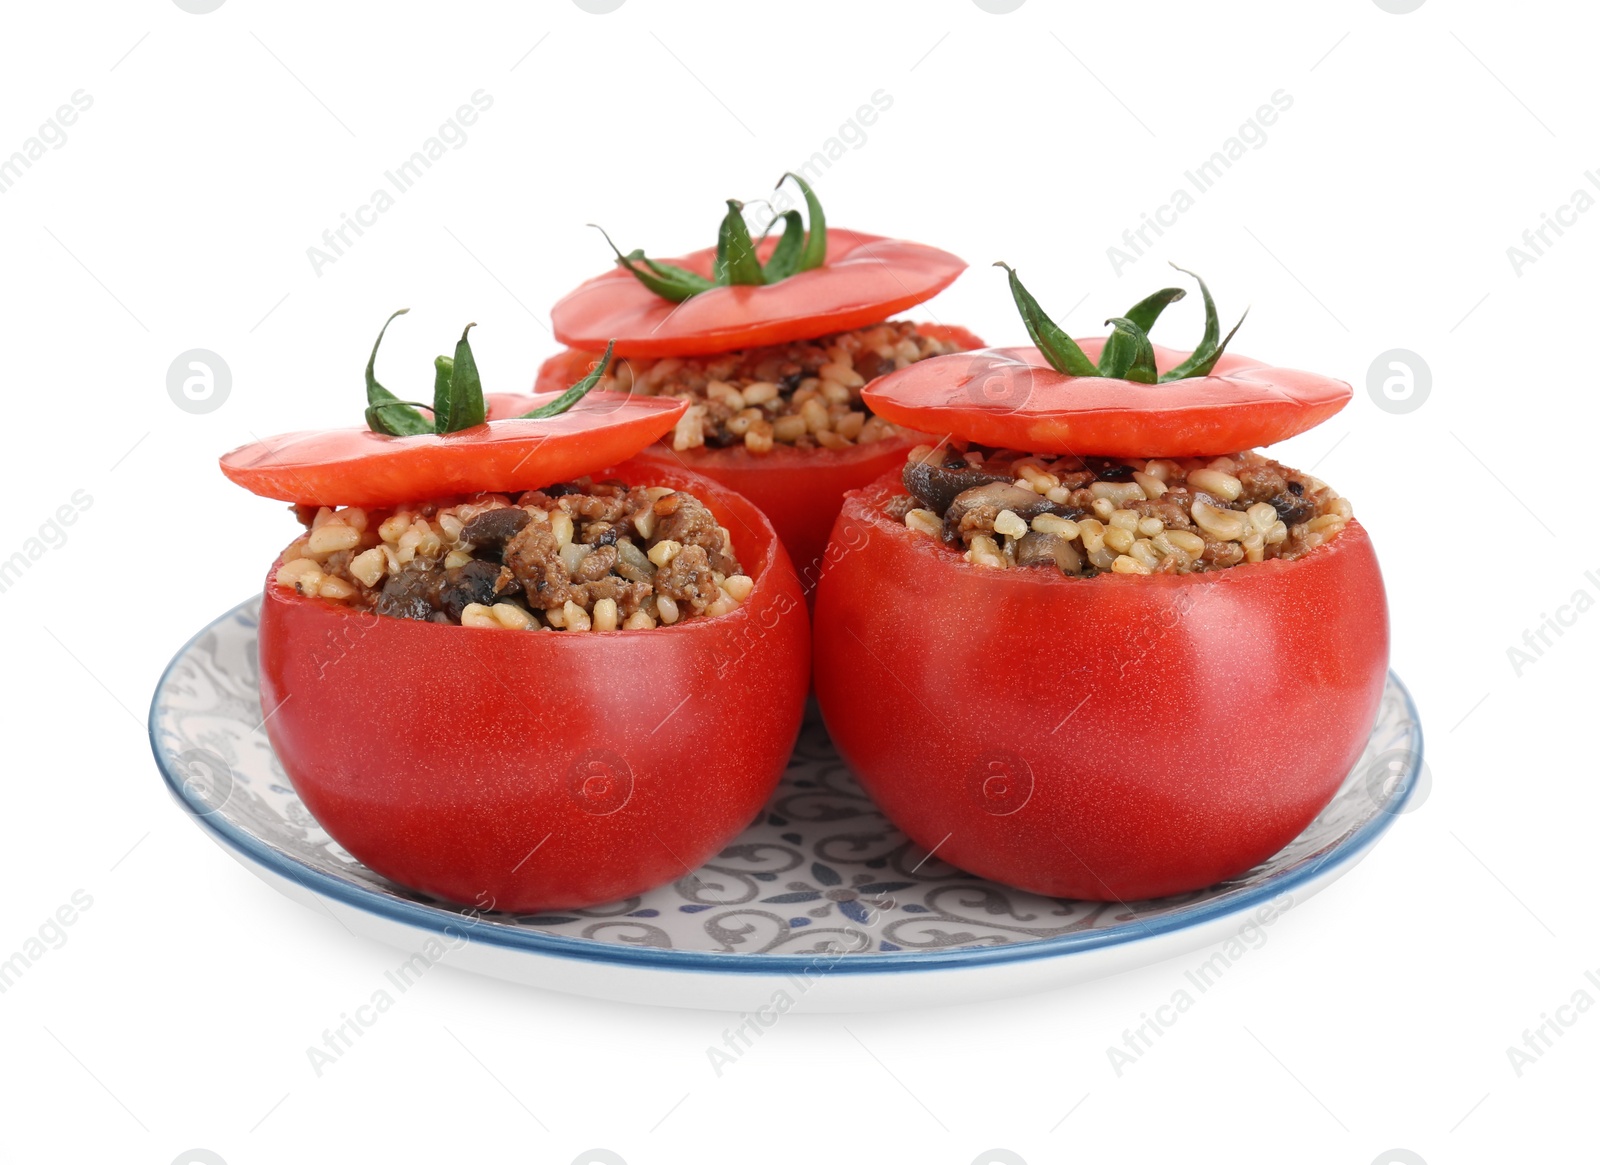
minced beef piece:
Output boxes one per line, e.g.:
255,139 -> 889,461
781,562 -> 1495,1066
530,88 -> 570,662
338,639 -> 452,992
655,544 -> 720,609
505,522 -> 574,607
575,576 -> 654,617
273,479 -> 754,631
1236,463 -> 1287,503
557,485 -> 648,540
950,503 -> 1003,544
574,544 -> 618,583
1129,498 -> 1193,530
1201,540 -> 1246,568
884,494 -> 918,523
654,492 -> 739,574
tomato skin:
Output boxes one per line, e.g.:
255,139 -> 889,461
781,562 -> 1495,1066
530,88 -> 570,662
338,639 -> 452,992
220,392 -> 685,508
258,460 -> 810,913
862,339 -> 1352,459
551,229 -> 967,357
494,324 -> 987,582
812,470 -> 1389,901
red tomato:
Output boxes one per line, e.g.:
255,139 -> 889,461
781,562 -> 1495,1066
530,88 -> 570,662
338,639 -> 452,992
862,338 -> 1352,458
492,325 -> 987,581
259,459 -> 810,913
221,392 -> 684,507
551,229 -> 966,358
812,469 -> 1389,900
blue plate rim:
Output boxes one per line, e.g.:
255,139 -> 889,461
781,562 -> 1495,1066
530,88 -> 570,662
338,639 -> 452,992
149,597 -> 1422,977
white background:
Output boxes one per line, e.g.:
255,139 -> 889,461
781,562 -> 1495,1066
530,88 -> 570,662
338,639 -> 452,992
1,1 -> 1593,1162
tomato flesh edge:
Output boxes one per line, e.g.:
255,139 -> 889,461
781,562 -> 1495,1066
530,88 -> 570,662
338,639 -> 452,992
258,458 -> 810,912
812,467 -> 1390,901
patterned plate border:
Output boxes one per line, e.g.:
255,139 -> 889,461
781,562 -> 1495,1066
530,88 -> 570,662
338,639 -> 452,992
149,598 -> 1422,976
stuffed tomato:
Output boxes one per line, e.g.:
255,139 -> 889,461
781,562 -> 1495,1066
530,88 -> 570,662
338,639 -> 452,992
516,176 -> 982,582
225,314 -> 809,912
812,264 -> 1389,900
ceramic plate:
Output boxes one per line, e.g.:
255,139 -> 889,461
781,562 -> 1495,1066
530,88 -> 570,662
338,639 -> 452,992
149,597 -> 1423,1013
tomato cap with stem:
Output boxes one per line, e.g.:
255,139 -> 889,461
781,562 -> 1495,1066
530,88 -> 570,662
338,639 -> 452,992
862,264 -> 1348,458
222,313 -> 685,506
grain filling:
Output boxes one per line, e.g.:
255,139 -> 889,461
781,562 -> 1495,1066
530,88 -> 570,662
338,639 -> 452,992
892,446 -> 1353,576
582,321 -> 960,453
273,479 -> 751,630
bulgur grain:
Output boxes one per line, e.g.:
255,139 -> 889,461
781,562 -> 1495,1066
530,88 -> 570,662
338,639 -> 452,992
308,524 -> 360,558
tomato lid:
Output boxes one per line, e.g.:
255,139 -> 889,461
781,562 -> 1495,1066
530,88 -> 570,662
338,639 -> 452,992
863,340 -> 1350,458
221,393 -> 684,507
220,313 -> 685,506
553,228 -> 965,358
860,262 -> 1350,457
550,177 -> 963,358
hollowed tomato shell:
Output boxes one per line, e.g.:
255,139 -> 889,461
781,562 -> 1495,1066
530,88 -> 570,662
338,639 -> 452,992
499,324 -> 986,583
258,460 -> 810,913
812,470 -> 1390,901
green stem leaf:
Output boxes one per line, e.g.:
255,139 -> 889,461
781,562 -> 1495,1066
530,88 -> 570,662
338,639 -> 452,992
1177,264 -> 1220,345
365,398 -> 436,432
364,309 -> 433,436
1125,286 -> 1187,335
1163,309 -> 1248,380
763,210 -> 805,282
520,341 -> 616,419
590,224 -> 713,303
995,262 -> 1099,377
1160,265 -> 1223,382
432,323 -> 486,433
431,356 -> 454,431
777,172 -> 827,271
1102,318 -> 1158,384
714,200 -> 766,286
1100,290 -> 1182,377
450,323 -> 487,431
